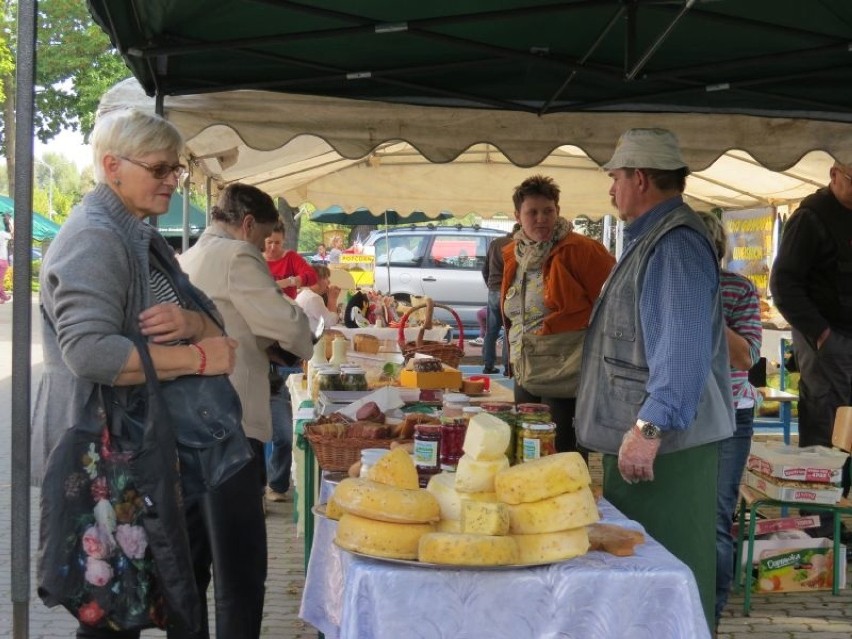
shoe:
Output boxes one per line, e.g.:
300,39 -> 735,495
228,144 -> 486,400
482,366 -> 499,374
468,337 -> 484,346
265,487 -> 289,502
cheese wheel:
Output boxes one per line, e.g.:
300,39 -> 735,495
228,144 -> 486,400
333,477 -> 441,523
455,454 -> 509,493
461,500 -> 510,536
367,447 -> 420,490
512,528 -> 590,564
418,532 -> 519,566
426,472 -> 497,521
436,518 -> 462,533
463,413 -> 512,461
324,497 -> 344,521
336,513 -> 435,560
494,452 -> 592,505
507,486 -> 599,534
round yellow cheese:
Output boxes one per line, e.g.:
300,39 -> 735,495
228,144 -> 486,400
455,454 -> 509,493
418,532 -> 520,566
495,452 -> 592,504
333,477 -> 441,524
436,518 -> 462,533
507,485 -> 599,534
512,528 -> 590,564
336,513 -> 436,560
367,447 -> 420,490
426,472 -> 497,520
324,497 -> 344,521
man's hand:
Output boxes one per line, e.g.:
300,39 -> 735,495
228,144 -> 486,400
617,426 -> 662,483
139,303 -> 204,343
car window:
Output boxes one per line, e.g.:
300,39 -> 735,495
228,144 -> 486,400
430,235 -> 487,270
374,235 -> 426,265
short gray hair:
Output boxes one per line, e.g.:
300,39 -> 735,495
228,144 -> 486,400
91,110 -> 183,183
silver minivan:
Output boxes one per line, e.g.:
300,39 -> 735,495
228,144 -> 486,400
363,225 -> 506,332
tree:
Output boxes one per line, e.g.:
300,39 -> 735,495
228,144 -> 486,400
1,0 -> 130,191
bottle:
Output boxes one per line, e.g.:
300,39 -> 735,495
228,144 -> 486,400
329,335 -> 349,368
306,339 -> 329,397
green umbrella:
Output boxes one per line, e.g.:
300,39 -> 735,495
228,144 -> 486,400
0,194 -> 62,242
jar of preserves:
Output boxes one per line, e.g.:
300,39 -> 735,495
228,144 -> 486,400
442,392 -> 470,419
516,403 -> 552,423
340,366 -> 368,391
413,422 -> 443,487
310,364 -> 334,402
439,417 -> 467,472
518,422 -> 557,462
316,367 -> 341,395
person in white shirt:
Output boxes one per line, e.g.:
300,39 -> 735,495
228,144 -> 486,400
295,264 -> 341,333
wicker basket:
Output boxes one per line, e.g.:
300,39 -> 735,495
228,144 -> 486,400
398,301 -> 465,369
304,424 -> 395,471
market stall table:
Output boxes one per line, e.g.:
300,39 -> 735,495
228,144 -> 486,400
300,495 -> 711,639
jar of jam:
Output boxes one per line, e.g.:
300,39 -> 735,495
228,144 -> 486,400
442,392 -> 470,419
481,402 -> 517,464
439,417 -> 467,472
340,366 -> 368,391
413,422 -> 443,487
517,403 -> 552,423
518,422 -> 557,462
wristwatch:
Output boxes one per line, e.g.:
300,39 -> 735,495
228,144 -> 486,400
635,419 -> 662,440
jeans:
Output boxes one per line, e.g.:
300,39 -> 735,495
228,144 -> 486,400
482,289 -> 506,370
715,406 -> 754,624
267,367 -> 299,494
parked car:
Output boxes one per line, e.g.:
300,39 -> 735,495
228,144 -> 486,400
362,225 -> 507,333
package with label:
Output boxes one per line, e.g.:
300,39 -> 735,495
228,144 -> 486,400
747,441 -> 848,484
752,539 -> 846,593
744,470 -> 843,505
730,514 -> 821,538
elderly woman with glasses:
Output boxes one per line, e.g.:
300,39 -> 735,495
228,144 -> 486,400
33,109 -> 237,638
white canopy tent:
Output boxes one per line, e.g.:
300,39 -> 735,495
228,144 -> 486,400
99,78 -> 846,218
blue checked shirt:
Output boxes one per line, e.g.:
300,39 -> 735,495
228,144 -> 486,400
622,196 -> 720,431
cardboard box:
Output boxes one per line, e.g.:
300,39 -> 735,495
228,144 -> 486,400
747,441 -> 847,484
399,366 -> 463,391
752,539 -> 846,593
744,469 -> 843,505
730,514 -> 821,538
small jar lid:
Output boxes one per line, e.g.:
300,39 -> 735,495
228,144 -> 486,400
480,402 -> 515,412
523,422 -> 556,431
463,406 -> 483,415
318,367 -> 340,375
443,392 -> 470,404
517,402 -> 550,413
342,366 -> 366,375
360,448 -> 389,463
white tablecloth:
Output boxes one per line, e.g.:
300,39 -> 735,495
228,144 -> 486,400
300,490 -> 711,639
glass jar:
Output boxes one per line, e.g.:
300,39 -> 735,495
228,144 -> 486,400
517,403 -> 552,423
481,402 -> 517,464
413,422 -> 443,487
359,448 -> 389,478
310,364 -> 333,402
518,422 -> 557,462
439,417 -> 467,472
340,366 -> 368,391
316,367 -> 341,395
462,405 -> 483,421
442,392 -> 470,419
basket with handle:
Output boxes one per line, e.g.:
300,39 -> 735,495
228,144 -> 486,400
397,299 -> 465,368
304,424 -> 395,471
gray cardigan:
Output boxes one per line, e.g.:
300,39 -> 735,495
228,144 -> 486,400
31,184 -> 217,483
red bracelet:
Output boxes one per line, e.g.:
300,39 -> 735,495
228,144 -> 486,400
189,343 -> 207,375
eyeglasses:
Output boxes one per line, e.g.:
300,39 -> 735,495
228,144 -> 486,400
121,156 -> 187,181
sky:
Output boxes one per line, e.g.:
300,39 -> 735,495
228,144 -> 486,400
35,128 -> 92,169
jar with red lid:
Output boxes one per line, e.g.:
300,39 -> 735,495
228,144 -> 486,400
516,403 -> 552,423
414,422 -> 443,487
439,417 -> 467,472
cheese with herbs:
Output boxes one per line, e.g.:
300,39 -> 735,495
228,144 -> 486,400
512,528 -> 590,564
494,452 -> 592,504
418,532 -> 519,566
426,472 -> 497,521
460,500 -> 510,536
333,477 -> 440,524
507,485 -> 599,534
336,513 -> 435,560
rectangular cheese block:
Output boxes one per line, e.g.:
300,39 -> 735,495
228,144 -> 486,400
463,413 -> 512,461
399,367 -> 463,390
747,441 -> 847,484
461,500 -> 510,536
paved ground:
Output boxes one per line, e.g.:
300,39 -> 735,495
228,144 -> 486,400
2,297 -> 852,638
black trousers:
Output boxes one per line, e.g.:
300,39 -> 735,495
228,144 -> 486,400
77,439 -> 267,639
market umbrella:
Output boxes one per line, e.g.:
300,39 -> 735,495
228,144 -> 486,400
0,194 -> 61,242
311,205 -> 454,289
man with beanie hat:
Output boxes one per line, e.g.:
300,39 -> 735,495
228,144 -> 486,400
575,128 -> 734,632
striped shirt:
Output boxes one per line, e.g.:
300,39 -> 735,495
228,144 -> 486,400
150,266 -> 182,307
720,269 -> 762,407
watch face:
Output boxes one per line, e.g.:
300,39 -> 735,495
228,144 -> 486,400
638,421 -> 661,439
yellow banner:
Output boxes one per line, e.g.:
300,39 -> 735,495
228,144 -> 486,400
721,207 -> 776,297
